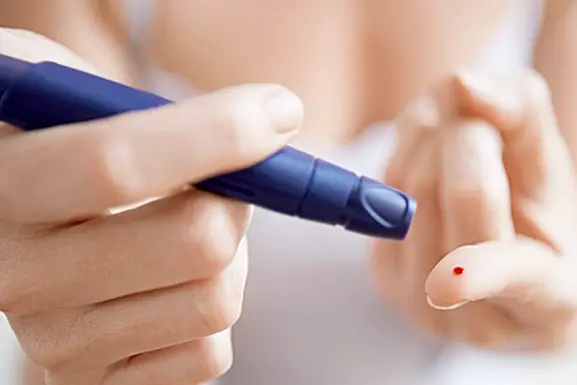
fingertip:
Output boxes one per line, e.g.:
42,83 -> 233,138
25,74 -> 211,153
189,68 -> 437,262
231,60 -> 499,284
426,294 -> 468,310
262,85 -> 304,134
425,245 -> 495,310
425,256 -> 470,310
219,83 -> 303,135
195,84 -> 303,159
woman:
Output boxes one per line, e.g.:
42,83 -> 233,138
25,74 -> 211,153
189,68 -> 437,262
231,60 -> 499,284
2,0 -> 577,384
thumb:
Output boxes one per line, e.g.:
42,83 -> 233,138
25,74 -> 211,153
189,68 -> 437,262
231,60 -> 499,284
425,239 -> 577,313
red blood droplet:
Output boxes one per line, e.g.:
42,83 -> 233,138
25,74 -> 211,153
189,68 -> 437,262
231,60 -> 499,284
453,266 -> 464,276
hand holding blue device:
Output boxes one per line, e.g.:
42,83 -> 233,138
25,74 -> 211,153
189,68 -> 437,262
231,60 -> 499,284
0,54 -> 415,239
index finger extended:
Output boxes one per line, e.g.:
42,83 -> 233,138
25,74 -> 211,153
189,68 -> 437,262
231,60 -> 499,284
426,239 -> 577,318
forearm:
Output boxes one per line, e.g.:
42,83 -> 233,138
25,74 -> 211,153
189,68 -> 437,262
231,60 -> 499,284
0,0 -> 135,84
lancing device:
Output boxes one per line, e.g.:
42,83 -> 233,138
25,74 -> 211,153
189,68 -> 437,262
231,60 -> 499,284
0,54 -> 416,239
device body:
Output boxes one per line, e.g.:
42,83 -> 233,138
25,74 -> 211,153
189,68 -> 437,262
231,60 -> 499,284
0,55 -> 415,239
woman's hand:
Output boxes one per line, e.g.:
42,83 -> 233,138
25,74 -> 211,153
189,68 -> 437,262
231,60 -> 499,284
372,70 -> 577,349
0,29 -> 302,384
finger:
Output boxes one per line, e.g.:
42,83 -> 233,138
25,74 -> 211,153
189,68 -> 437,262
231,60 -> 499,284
106,331 -> 232,385
373,97 -> 438,297
0,82 -> 302,223
444,301 -> 518,348
453,70 -> 573,189
436,116 -> 518,344
374,98 -> 448,333
400,124 -> 449,334
0,190 -> 250,314
385,96 -> 439,188
439,118 -> 514,248
454,72 -> 577,249
425,239 -> 577,313
13,240 -> 248,369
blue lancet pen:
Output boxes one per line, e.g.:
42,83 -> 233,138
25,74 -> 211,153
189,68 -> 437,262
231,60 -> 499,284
0,54 -> 416,239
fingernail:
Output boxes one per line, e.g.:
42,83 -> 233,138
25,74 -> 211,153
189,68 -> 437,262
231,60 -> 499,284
426,295 -> 469,311
264,90 -> 303,133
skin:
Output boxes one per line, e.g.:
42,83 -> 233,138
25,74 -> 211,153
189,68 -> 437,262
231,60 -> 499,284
0,29 -> 302,385
148,0 -> 511,147
372,1 -> 577,348
375,71 -> 577,348
134,0 -> 577,349
1,0 -> 577,383
0,0 -> 134,84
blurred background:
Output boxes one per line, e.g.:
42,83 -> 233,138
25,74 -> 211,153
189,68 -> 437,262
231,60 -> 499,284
2,1 -> 577,385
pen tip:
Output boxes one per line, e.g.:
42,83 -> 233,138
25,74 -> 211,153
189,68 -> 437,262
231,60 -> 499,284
344,177 -> 416,240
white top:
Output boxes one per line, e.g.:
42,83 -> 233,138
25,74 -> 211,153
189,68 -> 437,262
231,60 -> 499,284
3,1 -> 577,385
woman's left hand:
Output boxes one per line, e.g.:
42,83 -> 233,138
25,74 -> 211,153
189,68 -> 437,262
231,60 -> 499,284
372,70 -> 577,349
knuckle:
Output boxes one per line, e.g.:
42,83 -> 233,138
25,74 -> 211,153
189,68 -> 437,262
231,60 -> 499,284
450,182 -> 504,216
197,279 -> 243,335
0,279 -> 38,317
24,341 -> 61,370
183,198 -> 243,274
0,241 -> 29,314
86,133 -> 143,203
0,279 -> 23,313
194,337 -> 233,381
14,311 -> 89,370
19,331 -> 71,370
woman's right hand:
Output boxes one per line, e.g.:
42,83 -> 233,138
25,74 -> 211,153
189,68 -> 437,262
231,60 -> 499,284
0,29 -> 302,385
